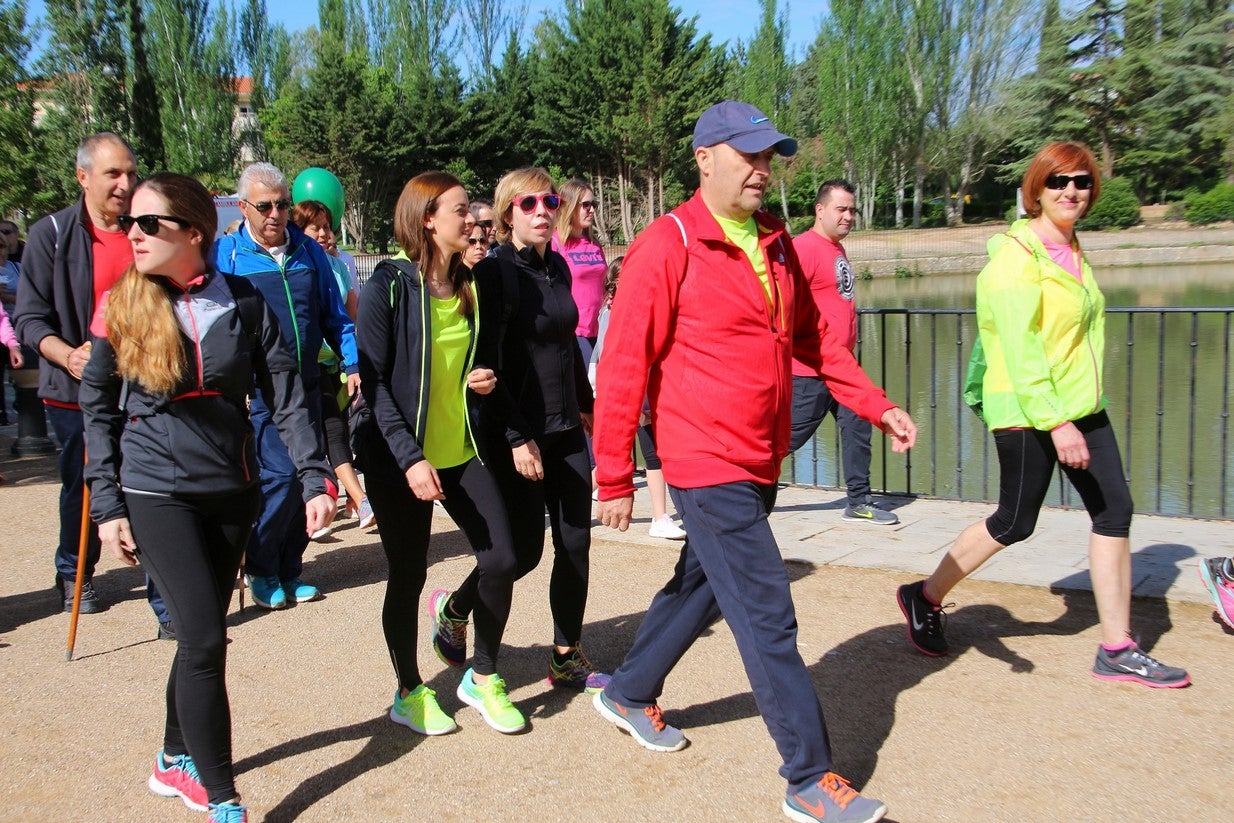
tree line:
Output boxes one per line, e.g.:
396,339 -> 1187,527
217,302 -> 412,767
1,0 -> 1231,250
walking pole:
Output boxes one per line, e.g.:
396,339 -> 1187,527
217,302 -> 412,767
66,453 -> 91,662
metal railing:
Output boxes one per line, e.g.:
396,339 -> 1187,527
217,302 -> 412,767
786,307 -> 1234,520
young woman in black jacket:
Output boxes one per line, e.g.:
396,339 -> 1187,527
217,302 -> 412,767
356,171 -> 525,735
80,173 -> 336,823
428,167 -> 609,694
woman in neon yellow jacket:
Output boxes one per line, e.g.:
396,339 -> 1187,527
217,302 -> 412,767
896,142 -> 1189,688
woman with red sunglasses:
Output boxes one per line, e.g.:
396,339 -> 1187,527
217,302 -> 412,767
897,142 -> 1189,689
427,167 -> 610,694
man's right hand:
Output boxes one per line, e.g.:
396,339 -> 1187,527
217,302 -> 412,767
66,341 -> 93,380
598,495 -> 634,532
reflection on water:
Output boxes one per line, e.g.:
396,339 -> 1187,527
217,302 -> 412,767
860,261 -> 1234,310
789,263 -> 1234,519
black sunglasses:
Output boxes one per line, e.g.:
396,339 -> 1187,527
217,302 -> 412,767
475,219 -> 494,229
579,200 -> 597,211
118,214 -> 192,235
1044,174 -> 1093,191
516,194 -> 561,214
467,238 -> 485,246
243,198 -> 292,214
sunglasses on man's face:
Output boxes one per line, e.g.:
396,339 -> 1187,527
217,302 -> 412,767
243,198 -> 292,214
118,214 -> 191,235
516,194 -> 561,214
475,219 -> 494,229
1044,174 -> 1094,191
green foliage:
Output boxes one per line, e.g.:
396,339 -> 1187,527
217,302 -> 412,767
1077,176 -> 1141,230
0,0 -> 37,218
1184,183 -> 1234,225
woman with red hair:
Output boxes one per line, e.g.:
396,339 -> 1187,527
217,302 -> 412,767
896,142 -> 1189,688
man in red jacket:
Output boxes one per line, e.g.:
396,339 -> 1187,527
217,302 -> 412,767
591,101 -> 916,823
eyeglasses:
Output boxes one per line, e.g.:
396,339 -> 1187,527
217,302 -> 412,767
1044,174 -> 1093,191
243,198 -> 292,214
467,238 -> 486,246
475,219 -> 494,229
118,214 -> 192,235
579,200 -> 597,211
516,194 -> 561,214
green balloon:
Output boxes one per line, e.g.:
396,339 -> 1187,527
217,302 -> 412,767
292,168 -> 345,232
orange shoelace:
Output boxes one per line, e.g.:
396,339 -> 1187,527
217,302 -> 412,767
819,772 -> 858,809
643,704 -> 668,732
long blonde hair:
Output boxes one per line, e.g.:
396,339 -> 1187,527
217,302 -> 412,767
106,173 -> 216,396
554,178 -> 595,243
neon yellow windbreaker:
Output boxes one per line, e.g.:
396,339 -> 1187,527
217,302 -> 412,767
972,219 -> 1106,431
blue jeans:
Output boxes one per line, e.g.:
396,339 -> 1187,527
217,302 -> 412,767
244,390 -> 318,581
48,404 -> 169,621
605,481 -> 834,792
789,375 -> 873,507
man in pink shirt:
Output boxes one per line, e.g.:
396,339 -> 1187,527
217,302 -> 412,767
790,180 -> 897,525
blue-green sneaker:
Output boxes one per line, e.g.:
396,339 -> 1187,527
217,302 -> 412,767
457,668 -> 525,733
208,801 -> 249,823
389,684 -> 457,735
281,578 -> 322,603
245,574 -> 287,609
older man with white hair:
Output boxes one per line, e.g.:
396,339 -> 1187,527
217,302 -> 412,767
213,163 -> 356,610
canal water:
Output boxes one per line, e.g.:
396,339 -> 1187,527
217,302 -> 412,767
786,262 -> 1234,519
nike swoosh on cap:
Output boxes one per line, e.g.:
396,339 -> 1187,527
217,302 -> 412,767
750,116 -> 769,123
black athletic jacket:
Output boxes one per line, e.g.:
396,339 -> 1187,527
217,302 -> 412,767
81,271 -> 334,523
476,242 -> 594,448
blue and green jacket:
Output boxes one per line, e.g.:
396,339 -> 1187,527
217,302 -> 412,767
211,222 -> 357,388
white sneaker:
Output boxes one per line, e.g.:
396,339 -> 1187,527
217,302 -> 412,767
648,515 -> 687,540
310,523 -> 335,540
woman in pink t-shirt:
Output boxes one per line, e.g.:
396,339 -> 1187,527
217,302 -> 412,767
551,179 -> 607,363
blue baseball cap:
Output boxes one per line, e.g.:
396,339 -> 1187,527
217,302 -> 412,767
692,101 -> 798,157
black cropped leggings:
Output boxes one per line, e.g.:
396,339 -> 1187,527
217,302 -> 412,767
359,423 -> 517,684
127,486 -> 260,805
986,410 -> 1133,546
452,426 -> 593,649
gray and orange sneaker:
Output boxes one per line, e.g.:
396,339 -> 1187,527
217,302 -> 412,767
1091,643 -> 1190,688
548,646 -> 611,693
427,588 -> 467,668
592,690 -> 688,752
783,772 -> 887,823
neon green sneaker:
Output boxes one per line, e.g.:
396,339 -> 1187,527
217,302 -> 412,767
389,684 -> 457,735
457,668 -> 525,733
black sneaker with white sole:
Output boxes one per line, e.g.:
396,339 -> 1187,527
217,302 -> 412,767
896,581 -> 948,656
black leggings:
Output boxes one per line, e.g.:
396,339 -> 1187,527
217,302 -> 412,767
127,487 -> 260,804
319,364 -> 354,468
986,410 -> 1133,545
453,426 -> 592,648
358,423 -> 517,683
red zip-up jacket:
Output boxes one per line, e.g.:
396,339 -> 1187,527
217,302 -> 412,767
593,190 -> 895,499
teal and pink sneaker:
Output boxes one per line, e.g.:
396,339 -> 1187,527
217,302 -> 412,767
148,750 -> 208,811
547,646 -> 611,693
1198,557 -> 1234,629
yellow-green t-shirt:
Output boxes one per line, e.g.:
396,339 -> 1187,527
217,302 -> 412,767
712,212 -> 771,303
423,293 -> 476,469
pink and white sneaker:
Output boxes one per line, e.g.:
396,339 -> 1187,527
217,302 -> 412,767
1198,557 -> 1234,629
148,750 -> 208,811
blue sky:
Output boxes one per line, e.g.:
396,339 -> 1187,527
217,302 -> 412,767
25,0 -> 821,64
